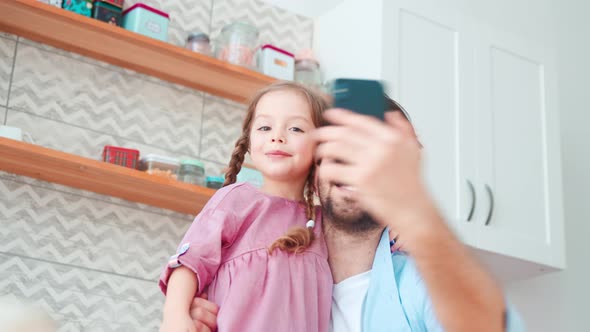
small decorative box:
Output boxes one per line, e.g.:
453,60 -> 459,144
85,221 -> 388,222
37,0 -> 63,8
257,44 -> 295,80
100,0 -> 124,8
102,146 -> 140,169
62,0 -> 94,17
93,1 -> 123,26
123,3 -> 169,42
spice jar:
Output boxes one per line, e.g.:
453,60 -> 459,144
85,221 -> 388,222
216,22 -> 259,68
178,159 -> 205,186
294,49 -> 322,89
185,33 -> 211,55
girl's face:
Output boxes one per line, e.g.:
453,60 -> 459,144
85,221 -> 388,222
249,90 -> 316,183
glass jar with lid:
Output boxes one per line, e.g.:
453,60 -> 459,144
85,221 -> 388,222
178,159 -> 206,186
294,49 -> 322,90
185,33 -> 211,55
215,22 -> 259,68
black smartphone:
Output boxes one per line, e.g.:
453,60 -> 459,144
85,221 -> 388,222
330,78 -> 385,120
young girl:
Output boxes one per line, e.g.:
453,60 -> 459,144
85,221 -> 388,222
159,82 -> 331,332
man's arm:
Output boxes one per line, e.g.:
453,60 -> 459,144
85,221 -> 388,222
312,109 -> 521,332
408,206 -> 507,332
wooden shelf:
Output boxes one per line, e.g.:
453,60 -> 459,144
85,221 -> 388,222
0,137 -> 216,215
0,0 -> 276,103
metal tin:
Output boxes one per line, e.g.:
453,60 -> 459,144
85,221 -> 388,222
93,1 -> 123,26
122,3 -> 170,42
62,0 -> 94,17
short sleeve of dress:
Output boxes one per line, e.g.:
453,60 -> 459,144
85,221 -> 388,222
158,184 -> 251,295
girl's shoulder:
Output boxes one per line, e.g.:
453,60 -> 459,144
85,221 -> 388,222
204,182 -> 262,211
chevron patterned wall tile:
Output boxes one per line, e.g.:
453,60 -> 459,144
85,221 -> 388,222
168,24 -> 191,48
204,160 -> 227,178
9,44 -> 204,157
0,254 -> 164,331
56,321 -> 83,332
0,294 -> 82,332
0,177 -> 190,237
200,96 -> 247,165
0,177 -> 190,280
0,32 -> 17,40
5,110 -> 202,167
211,0 -> 313,54
17,37 -> 195,90
204,92 -> 247,110
124,0 -> 212,40
0,36 -> 16,107
18,37 -> 132,76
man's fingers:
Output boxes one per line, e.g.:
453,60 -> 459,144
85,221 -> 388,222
385,111 -> 419,139
316,163 -> 358,188
384,111 -> 403,126
323,108 -> 392,136
191,297 -> 219,315
191,307 -> 218,330
193,322 -> 211,332
311,125 -> 366,146
315,142 -> 359,166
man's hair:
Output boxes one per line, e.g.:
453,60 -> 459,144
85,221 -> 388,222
384,94 -> 412,123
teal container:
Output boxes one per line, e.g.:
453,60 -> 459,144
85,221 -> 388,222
206,176 -> 225,190
237,167 -> 263,188
62,0 -> 93,17
122,3 -> 169,42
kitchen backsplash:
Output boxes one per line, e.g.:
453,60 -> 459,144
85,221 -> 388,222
0,0 -> 313,331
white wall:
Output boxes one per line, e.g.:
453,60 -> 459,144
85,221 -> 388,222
313,0 -> 384,81
504,0 -> 590,330
262,0 -> 344,18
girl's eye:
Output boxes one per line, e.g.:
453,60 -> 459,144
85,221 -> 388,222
257,126 -> 271,131
289,127 -> 304,133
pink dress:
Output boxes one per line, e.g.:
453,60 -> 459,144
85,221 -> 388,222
159,182 -> 332,332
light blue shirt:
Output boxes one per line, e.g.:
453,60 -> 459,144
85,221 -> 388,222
362,230 -> 525,331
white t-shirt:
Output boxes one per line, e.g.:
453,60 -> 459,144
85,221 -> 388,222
330,270 -> 372,332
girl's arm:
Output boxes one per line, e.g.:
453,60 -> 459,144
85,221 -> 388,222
160,267 -> 199,332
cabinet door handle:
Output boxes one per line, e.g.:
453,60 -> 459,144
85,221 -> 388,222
484,184 -> 494,226
466,179 -> 476,221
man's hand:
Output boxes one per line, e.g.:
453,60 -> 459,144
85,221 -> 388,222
188,293 -> 219,332
312,109 -> 443,252
160,312 -> 201,332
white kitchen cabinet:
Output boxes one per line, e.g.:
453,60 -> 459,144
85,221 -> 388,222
381,1 -> 481,245
314,0 -> 565,277
472,25 -> 565,269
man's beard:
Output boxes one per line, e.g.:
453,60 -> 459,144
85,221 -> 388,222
322,196 -> 381,235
